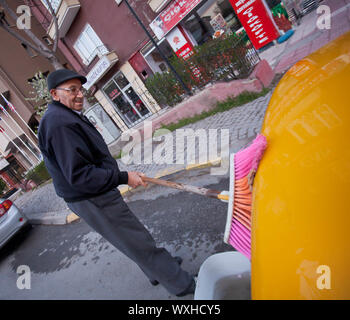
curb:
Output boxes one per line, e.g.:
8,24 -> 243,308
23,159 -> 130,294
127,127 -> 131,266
27,210 -> 80,226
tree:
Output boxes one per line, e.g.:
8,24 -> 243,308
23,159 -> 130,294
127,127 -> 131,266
0,0 -> 63,70
0,1 -> 95,114
0,177 -> 7,195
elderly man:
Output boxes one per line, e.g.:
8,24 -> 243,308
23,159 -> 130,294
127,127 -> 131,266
38,69 -> 196,297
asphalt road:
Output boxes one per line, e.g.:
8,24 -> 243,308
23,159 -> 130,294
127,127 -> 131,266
0,167 -> 234,300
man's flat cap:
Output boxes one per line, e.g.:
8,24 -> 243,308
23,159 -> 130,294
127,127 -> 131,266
47,69 -> 87,91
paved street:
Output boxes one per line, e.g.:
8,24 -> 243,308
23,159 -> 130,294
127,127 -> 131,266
1,168 -> 234,299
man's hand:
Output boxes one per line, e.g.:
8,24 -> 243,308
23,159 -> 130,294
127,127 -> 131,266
127,172 -> 148,189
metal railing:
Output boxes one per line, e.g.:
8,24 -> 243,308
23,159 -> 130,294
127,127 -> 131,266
84,45 -> 109,65
145,34 -> 260,107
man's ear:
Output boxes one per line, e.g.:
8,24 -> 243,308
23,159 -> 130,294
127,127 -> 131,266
50,89 -> 59,101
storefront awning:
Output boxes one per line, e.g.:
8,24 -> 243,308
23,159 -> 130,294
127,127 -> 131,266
83,51 -> 119,91
150,0 -> 204,40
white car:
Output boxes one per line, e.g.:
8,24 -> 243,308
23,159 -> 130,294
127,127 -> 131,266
0,198 -> 29,250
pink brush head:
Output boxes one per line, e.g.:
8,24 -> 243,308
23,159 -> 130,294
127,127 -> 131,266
234,134 -> 267,180
224,134 -> 267,260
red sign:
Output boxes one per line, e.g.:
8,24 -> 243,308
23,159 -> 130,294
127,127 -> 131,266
150,0 -> 203,40
166,26 -> 201,82
176,43 -> 195,60
166,26 -> 194,60
229,0 -> 280,50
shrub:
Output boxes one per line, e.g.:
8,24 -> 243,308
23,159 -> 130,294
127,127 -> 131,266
25,161 -> 51,185
145,32 -> 259,107
0,178 -> 7,195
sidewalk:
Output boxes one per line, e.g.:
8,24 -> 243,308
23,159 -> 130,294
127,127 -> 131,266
260,0 -> 350,73
14,1 -> 350,225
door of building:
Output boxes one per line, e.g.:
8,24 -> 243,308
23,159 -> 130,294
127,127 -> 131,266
84,103 -> 121,144
103,72 -> 151,128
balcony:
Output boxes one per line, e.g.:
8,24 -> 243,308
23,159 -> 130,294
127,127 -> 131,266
47,0 -> 81,39
147,0 -> 171,13
83,51 -> 119,90
0,90 -> 10,107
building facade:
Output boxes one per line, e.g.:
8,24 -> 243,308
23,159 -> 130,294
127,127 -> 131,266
30,0 -> 245,140
0,0 -> 70,190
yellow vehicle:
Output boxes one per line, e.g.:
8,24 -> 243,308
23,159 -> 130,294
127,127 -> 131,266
195,31 -> 350,301
251,31 -> 350,299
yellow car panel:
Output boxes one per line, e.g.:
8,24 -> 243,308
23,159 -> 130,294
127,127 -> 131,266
251,32 -> 350,299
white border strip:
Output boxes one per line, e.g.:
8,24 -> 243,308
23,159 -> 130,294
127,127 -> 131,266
224,153 -> 235,243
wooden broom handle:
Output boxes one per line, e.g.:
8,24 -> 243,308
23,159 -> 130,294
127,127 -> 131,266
141,176 -> 228,201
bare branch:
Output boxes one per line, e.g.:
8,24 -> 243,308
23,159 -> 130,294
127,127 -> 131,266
0,0 -> 51,54
0,0 -> 63,69
0,21 -> 50,58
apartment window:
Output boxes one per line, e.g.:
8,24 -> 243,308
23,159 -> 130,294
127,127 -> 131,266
74,24 -> 109,65
41,0 -> 62,13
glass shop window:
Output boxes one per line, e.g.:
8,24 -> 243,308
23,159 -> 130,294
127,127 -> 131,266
141,38 -> 174,74
103,73 -> 150,127
181,0 -> 242,45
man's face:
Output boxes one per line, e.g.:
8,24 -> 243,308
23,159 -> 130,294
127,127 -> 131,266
50,78 -> 84,112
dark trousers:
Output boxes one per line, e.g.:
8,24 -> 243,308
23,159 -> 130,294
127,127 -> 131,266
66,188 -> 192,295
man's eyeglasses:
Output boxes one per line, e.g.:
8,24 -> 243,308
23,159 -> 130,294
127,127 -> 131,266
56,87 -> 84,96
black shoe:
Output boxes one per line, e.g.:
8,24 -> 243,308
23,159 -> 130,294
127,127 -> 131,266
176,276 -> 197,297
150,256 -> 183,286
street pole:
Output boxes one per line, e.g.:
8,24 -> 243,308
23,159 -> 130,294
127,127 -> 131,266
123,0 -> 192,96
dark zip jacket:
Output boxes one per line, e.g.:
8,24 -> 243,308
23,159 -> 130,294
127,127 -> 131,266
38,100 -> 129,202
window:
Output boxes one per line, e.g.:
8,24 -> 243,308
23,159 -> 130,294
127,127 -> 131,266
140,37 -> 173,74
103,72 -> 150,128
41,0 -> 62,13
74,24 -> 109,65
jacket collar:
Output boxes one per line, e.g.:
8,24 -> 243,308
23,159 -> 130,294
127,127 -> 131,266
49,100 -> 95,128
49,100 -> 83,117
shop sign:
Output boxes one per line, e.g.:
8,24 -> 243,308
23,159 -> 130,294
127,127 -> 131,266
84,54 -> 118,90
166,26 -> 202,81
166,27 -> 194,60
229,0 -> 280,50
150,0 -> 203,40
210,13 -> 232,36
